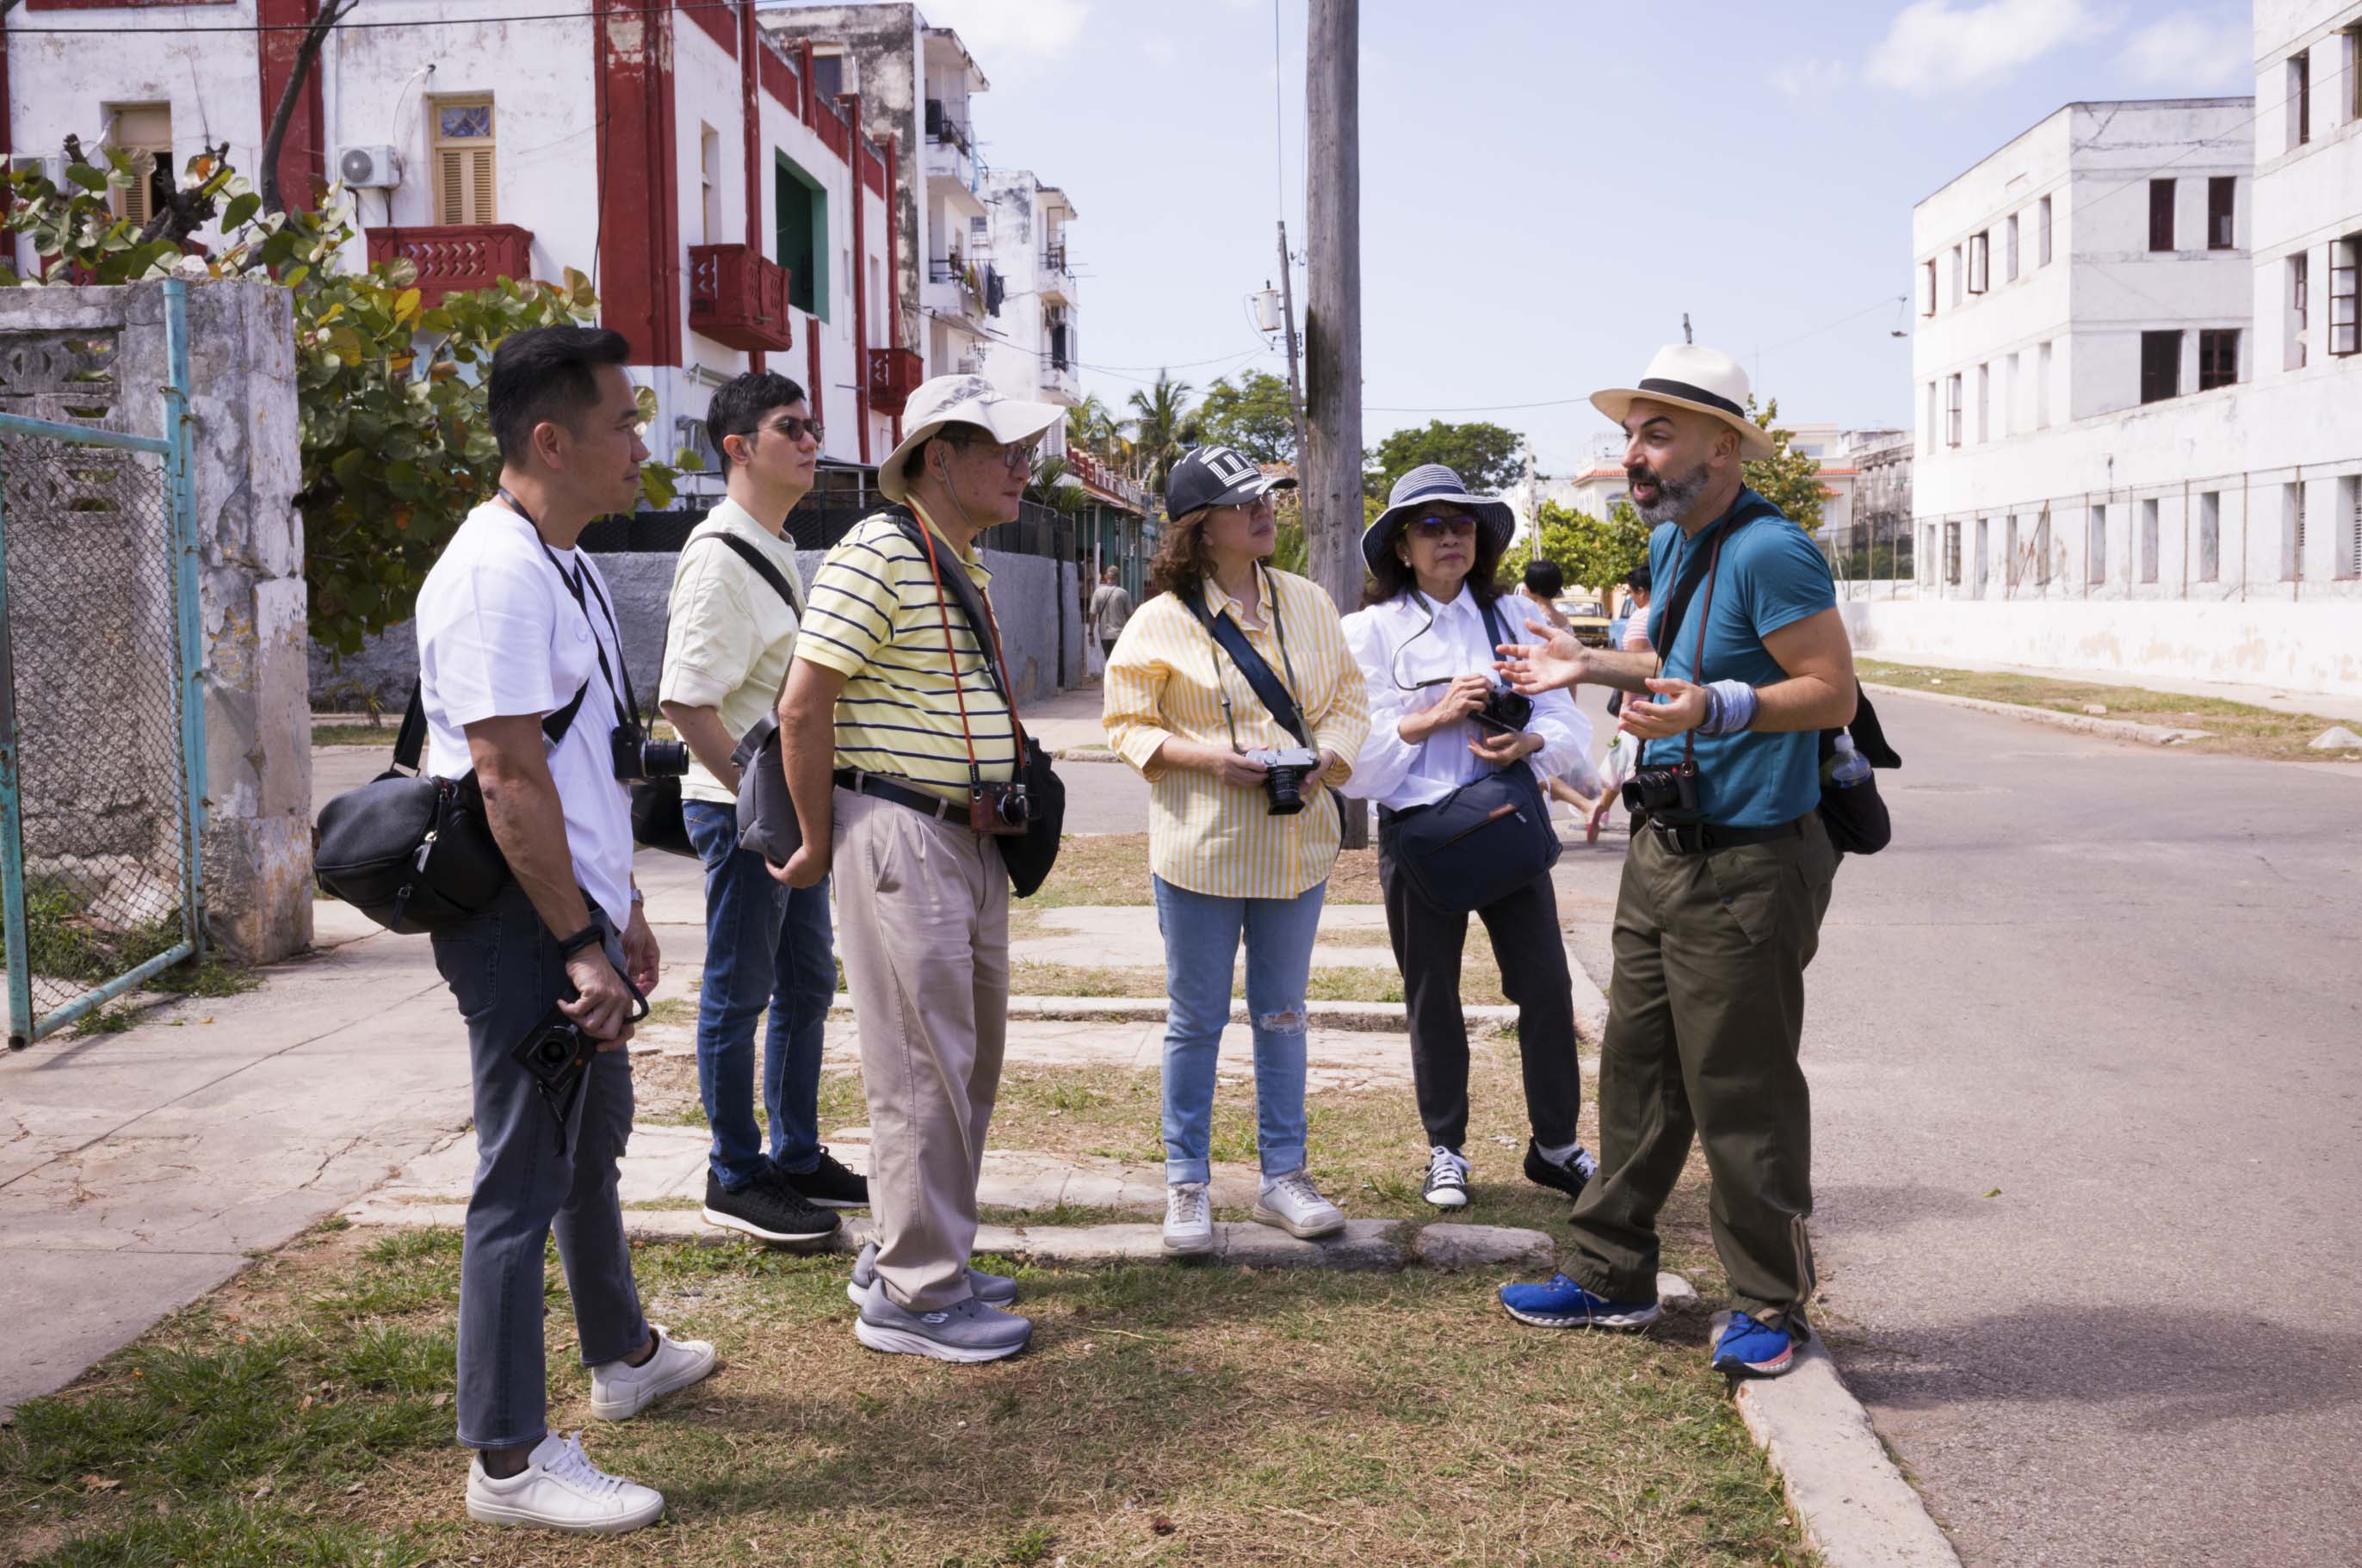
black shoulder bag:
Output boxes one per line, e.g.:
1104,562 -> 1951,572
1376,595 -> 1562,916
634,529 -> 807,858
313,681 -> 587,934
888,507 -> 1067,896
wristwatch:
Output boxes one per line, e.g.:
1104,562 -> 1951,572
629,886 -> 646,906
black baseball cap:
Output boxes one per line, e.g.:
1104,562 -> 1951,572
1164,445 -> 1297,521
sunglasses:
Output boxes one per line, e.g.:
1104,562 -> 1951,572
764,414 -> 824,444
1408,515 -> 1477,540
951,436 -> 1041,475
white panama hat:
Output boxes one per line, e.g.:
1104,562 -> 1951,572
876,373 -> 1066,503
1588,344 -> 1777,462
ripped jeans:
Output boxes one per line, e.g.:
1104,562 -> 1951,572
1151,874 -> 1326,1185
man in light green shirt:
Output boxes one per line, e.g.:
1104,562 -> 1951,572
658,373 -> 867,1242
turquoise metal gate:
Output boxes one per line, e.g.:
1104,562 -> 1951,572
0,278 -> 206,1047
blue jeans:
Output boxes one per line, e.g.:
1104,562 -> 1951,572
1152,874 -> 1326,1186
684,799 -> 835,1189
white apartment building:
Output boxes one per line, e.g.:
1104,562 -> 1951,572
1,0 -> 906,494
1879,6 -> 2362,697
975,170 -> 1082,413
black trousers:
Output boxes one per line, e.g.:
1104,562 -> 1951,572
1378,823 -> 1584,1154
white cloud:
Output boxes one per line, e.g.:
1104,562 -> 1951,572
2118,10 -> 2251,89
1865,0 -> 2115,96
1773,57 -> 1851,100
913,0 -> 1089,61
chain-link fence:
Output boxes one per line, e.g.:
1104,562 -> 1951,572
0,327 -> 202,1047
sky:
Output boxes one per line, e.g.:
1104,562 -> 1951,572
782,0 -> 2258,478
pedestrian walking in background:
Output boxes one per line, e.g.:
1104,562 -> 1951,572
1495,346 -> 1857,1380
658,372 -> 865,1250
415,326 -> 713,1533
771,375 -> 1065,1364
1590,563 -> 1656,838
1342,466 -> 1596,1213
1101,445 -> 1370,1258
1090,565 -> 1133,664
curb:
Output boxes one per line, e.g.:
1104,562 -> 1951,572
1559,943 -> 1960,1568
824,994 -> 1518,1034
1859,680 -> 2210,746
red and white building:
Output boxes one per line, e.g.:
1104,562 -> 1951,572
0,0 -> 931,491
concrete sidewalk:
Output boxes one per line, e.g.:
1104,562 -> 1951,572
1852,647 -> 2362,724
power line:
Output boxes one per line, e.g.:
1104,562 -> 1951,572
0,2 -> 756,32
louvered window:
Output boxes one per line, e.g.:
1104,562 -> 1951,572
109,103 -> 172,229
432,98 -> 497,225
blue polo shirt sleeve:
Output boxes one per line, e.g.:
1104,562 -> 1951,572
1737,520 -> 1838,642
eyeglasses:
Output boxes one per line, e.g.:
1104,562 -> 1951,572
1213,495 -> 1277,518
764,414 -> 824,445
951,436 -> 1041,474
1408,515 -> 1477,539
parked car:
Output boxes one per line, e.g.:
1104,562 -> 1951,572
1554,596 -> 1612,647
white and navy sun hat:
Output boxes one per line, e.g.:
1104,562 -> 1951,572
1360,464 -> 1516,574
1588,344 -> 1777,461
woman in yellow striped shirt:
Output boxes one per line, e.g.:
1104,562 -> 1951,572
1102,446 -> 1370,1257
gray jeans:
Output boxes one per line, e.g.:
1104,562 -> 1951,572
430,882 -> 648,1450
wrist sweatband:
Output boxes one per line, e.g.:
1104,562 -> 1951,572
557,923 -> 603,960
1701,680 -> 1758,736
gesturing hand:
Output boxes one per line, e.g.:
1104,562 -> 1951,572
561,948 -> 637,1050
1495,621 -> 1589,694
1618,677 -> 1710,740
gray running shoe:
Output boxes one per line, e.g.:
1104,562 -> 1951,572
855,1292 -> 1032,1363
844,1241 -> 1016,1308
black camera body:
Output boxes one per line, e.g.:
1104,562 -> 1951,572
968,780 -> 1035,836
1621,757 -> 1702,821
510,1006 -> 595,1100
1471,686 -> 1534,736
612,722 -> 689,782
1246,745 -> 1322,816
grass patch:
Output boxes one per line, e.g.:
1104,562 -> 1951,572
1018,834 -> 1381,908
0,1181 -> 1790,1568
1006,959 -> 1505,1006
309,724 -> 396,750
1858,658 -> 2359,761
150,957 -> 263,998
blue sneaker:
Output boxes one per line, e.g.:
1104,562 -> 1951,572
1498,1274 -> 1661,1330
1711,1312 -> 1797,1378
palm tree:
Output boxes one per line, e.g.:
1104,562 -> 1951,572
1125,371 -> 1198,490
1065,393 -> 1119,460
1025,454 -> 1091,518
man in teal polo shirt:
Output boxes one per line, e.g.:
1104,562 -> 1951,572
1491,345 -> 1858,1379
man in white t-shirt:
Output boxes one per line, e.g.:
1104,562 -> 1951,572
414,326 -> 714,1534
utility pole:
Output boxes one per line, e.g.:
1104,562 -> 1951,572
1682,312 -> 1693,345
1305,0 -> 1367,847
1277,219 -> 1311,472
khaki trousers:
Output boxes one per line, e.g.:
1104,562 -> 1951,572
832,787 -> 1010,1312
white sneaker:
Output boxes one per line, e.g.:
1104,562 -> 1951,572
1163,1182 -> 1215,1256
465,1431 -> 665,1534
588,1324 -> 715,1421
1252,1169 -> 1345,1239
1422,1146 -> 1470,1209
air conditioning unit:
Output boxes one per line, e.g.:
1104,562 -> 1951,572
338,145 -> 401,189
9,154 -> 66,190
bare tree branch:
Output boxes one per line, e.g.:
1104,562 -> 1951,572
258,0 -> 360,215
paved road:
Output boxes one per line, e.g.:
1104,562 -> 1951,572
1551,690 -> 2362,1567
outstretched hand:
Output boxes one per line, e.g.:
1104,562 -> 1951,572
1617,677 -> 1710,740
1494,619 -> 1589,694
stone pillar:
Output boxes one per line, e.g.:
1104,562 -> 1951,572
0,280 -> 311,965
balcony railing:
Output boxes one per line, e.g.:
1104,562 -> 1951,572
364,224 -> 535,306
688,244 -> 794,352
1043,244 -> 1071,275
923,99 -> 973,152
867,347 -> 924,415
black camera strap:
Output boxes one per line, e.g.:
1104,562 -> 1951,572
499,489 -> 642,736
1645,494 -> 1781,772
1183,565 -> 1313,752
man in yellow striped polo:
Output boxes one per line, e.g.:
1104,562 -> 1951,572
771,375 -> 1063,1365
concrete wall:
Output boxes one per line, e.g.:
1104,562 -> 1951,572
317,544 -> 1082,716
1840,597 -> 2362,699
0,280 -> 312,966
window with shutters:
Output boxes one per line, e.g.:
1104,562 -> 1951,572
2140,330 -> 2182,404
1945,373 -> 1962,447
107,102 -> 172,230
1944,521 -> 1961,585
699,124 -> 720,246
2332,235 -> 2359,356
431,97 -> 497,226
2288,252 -> 2310,369
2284,483 -> 2305,581
2207,177 -> 2235,250
2198,329 -> 2239,392
2198,492 -> 2219,583
2339,476 -> 2362,580
2290,52 -> 2311,150
2149,180 -> 2175,252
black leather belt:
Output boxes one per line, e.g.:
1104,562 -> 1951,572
833,769 -> 964,824
1632,810 -> 1812,855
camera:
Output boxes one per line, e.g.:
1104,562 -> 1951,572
968,780 -> 1035,836
510,1009 -> 594,1099
612,722 -> 689,782
1470,686 -> 1534,736
1620,758 -> 1702,821
1246,745 -> 1323,816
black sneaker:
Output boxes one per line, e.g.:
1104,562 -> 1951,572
702,1170 -> 838,1244
776,1146 -> 869,1209
1523,1139 -> 1599,1201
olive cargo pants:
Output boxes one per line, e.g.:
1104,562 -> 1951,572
1566,812 -> 1838,1330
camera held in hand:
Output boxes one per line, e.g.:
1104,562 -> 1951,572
968,779 -> 1036,836
1246,745 -> 1323,816
511,1008 -> 595,1100
611,721 -> 689,782
1621,757 -> 1702,821
1471,685 -> 1534,736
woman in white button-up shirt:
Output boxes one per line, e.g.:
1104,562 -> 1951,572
1340,464 -> 1598,1214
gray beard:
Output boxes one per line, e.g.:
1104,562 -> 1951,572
1633,459 -> 1712,525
